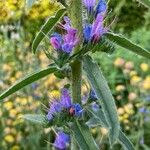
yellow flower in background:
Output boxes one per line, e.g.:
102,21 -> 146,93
15,71 -> 22,79
130,75 -> 142,85
4,134 -> 15,143
116,85 -> 125,92
20,98 -> 28,105
9,109 -> 18,118
10,77 -> 16,83
140,63 -> 149,72
128,92 -> 137,101
2,64 -> 12,71
125,61 -> 134,70
114,57 -> 125,67
3,101 -> 13,110
142,76 -> 150,90
11,145 -> 20,150
100,128 -> 108,136
129,71 -> 137,77
117,108 -> 125,115
49,90 -> 60,100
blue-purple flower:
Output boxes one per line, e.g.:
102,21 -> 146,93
69,103 -> 83,117
54,132 -> 70,150
83,0 -> 108,43
83,0 -> 96,13
47,100 -> 62,121
50,17 -> 79,54
46,88 -> 83,121
61,88 -> 72,108
96,0 -> 107,15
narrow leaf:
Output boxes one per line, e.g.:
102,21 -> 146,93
83,55 -> 120,145
137,0 -> 150,8
105,32 -> 150,59
26,0 -> 37,9
86,106 -> 109,128
71,120 -> 99,150
23,114 -> 46,124
86,105 -> 135,150
119,130 -> 135,150
0,66 -> 57,101
32,8 -> 66,53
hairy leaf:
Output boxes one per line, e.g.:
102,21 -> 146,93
83,55 -> 120,145
86,105 -> 135,150
106,32 -> 150,59
32,8 -> 66,53
71,120 -> 99,150
0,66 -> 57,101
119,130 -> 135,150
137,0 -> 150,8
23,114 -> 46,124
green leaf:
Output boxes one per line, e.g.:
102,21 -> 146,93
137,0 -> 150,8
71,120 -> 99,150
119,130 -> 135,150
83,55 -> 120,145
0,66 -> 57,101
86,106 -> 134,150
86,106 -> 109,128
26,0 -> 37,9
105,32 -> 150,59
23,114 -> 46,124
32,8 -> 66,53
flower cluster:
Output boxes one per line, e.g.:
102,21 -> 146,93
83,0 -> 108,43
46,88 -> 83,121
50,17 -> 79,54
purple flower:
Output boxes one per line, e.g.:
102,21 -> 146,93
61,88 -> 72,108
50,17 -> 79,54
96,0 -> 107,15
54,132 -> 70,150
83,0 -> 96,13
47,100 -> 62,121
50,33 -> 62,50
91,13 -> 107,42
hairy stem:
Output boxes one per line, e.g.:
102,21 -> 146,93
69,0 -> 83,103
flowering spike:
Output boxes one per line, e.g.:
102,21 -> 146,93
54,132 -> 70,150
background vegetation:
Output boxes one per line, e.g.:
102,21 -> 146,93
0,0 -> 150,149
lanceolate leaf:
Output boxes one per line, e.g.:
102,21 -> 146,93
83,55 -> 120,145
119,130 -> 135,150
26,0 -> 37,9
86,105 -> 135,150
105,32 -> 150,59
23,114 -> 46,124
86,106 -> 109,128
32,8 -> 66,53
71,120 -> 99,150
0,66 -> 58,101
137,0 -> 150,8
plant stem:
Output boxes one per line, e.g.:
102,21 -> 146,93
69,0 -> 83,103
